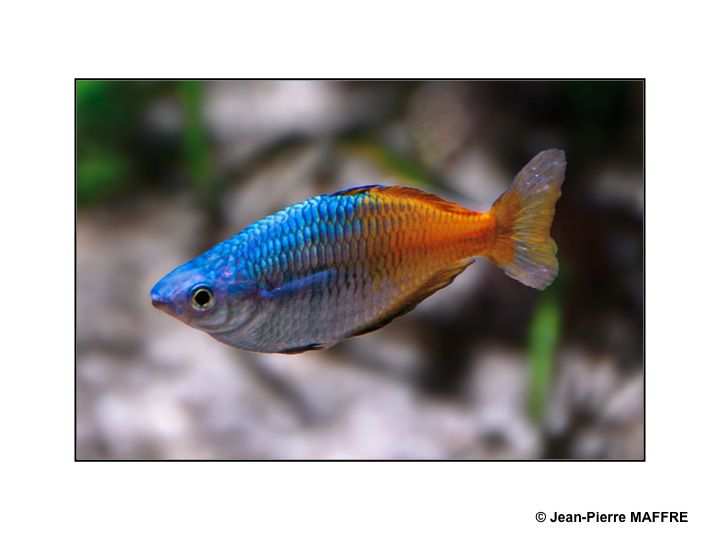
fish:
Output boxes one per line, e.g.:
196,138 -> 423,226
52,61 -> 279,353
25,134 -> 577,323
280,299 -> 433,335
151,149 -> 566,353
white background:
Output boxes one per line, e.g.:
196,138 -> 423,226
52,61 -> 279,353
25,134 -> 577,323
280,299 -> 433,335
1,1 -> 718,538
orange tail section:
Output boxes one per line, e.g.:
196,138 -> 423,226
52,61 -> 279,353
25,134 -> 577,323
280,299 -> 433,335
488,149 -> 566,290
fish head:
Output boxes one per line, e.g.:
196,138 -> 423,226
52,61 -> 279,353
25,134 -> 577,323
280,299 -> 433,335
150,255 -> 258,335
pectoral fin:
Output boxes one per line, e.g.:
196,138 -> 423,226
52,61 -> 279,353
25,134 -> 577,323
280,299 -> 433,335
262,269 -> 336,299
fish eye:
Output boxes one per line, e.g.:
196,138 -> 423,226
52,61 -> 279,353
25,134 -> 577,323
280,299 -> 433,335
190,286 -> 215,311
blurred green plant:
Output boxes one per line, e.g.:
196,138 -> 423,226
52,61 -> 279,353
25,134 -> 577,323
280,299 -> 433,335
527,287 -> 561,422
76,80 -> 143,206
76,149 -> 130,204
342,139 -> 430,185
76,80 -> 188,207
179,81 -> 213,199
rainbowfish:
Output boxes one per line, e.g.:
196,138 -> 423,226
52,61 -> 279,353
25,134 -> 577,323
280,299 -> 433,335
151,149 -> 565,353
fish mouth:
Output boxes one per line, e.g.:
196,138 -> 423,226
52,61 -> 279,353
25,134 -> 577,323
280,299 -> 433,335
152,297 -> 172,312
151,290 -> 181,317
151,297 -> 193,323
151,297 -> 175,315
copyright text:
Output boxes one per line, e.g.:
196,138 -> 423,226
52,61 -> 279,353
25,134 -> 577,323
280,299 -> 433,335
536,511 -> 688,523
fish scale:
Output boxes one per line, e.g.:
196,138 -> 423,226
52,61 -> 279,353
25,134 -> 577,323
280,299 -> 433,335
251,192 -> 453,345
151,150 -> 566,353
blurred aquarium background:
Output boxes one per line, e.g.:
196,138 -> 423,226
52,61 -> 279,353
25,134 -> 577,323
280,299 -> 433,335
76,80 -> 643,460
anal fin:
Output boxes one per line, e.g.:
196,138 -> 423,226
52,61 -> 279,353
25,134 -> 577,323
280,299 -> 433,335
278,342 -> 326,354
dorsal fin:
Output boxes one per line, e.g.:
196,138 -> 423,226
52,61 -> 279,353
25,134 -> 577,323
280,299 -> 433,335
348,259 -> 474,338
330,184 -> 384,196
332,184 -> 476,215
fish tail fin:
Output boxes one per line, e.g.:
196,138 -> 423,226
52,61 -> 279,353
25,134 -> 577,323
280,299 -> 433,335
487,149 -> 566,290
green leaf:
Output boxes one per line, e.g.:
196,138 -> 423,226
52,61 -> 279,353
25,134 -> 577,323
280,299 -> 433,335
77,150 -> 130,206
527,287 -> 561,422
179,81 -> 212,196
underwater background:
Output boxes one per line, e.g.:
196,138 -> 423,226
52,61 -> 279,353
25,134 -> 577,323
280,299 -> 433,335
76,80 -> 643,460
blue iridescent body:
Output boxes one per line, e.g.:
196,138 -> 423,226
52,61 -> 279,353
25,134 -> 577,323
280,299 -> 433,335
152,190 -> 404,352
151,150 -> 566,353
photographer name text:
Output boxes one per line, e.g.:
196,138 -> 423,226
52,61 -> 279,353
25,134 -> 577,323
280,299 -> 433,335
543,511 -> 687,523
